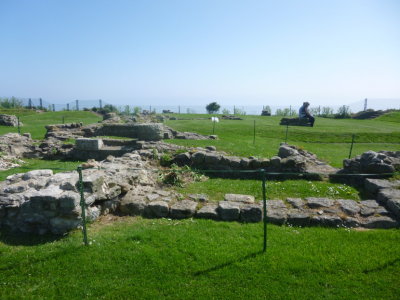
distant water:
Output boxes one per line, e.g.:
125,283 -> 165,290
17,98 -> 400,114
142,99 -> 400,115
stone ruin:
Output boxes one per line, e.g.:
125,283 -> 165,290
172,144 -> 337,177
340,150 -> 400,174
0,114 -> 21,127
0,115 -> 399,235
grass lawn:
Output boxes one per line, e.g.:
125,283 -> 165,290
165,114 -> 400,167
175,178 -> 360,201
1,218 -> 399,299
0,110 -> 399,299
0,110 -> 102,140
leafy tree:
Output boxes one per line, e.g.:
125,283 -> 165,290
222,108 -> 230,115
334,105 -> 352,119
206,102 -> 220,114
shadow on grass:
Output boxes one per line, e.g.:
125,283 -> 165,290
362,257 -> 400,274
193,250 -> 264,276
0,228 -> 64,246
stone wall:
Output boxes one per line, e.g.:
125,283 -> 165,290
93,123 -> 165,141
341,150 -> 400,174
172,144 -> 337,177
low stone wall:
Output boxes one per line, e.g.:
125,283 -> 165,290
172,144 -> 337,177
341,150 -> 400,174
94,123 -> 165,141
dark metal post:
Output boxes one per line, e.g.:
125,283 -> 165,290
348,134 -> 355,159
67,103 -> 70,111
76,100 -> 79,111
77,167 -> 88,246
285,124 -> 289,143
253,120 -> 256,145
99,99 -> 102,109
39,98 -> 43,110
28,98 -> 32,109
261,169 -> 267,252
17,116 -> 20,134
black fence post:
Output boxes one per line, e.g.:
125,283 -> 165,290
285,124 -> 289,143
261,169 -> 267,252
17,116 -> 21,134
253,120 -> 256,145
77,166 -> 88,246
348,134 -> 355,159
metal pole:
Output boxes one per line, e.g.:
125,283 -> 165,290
76,99 -> 79,111
261,169 -> 267,252
77,167 -> 88,246
99,99 -> 102,109
348,134 -> 355,159
67,103 -> 70,111
17,116 -> 20,134
28,98 -> 32,109
285,124 -> 289,143
253,120 -> 256,145
39,98 -> 43,110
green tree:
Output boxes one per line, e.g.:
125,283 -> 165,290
206,102 -> 221,114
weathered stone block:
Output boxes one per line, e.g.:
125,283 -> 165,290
240,204 -> 262,222
76,138 -> 104,151
170,200 -> 197,219
306,198 -> 335,208
224,194 -> 255,204
145,201 -> 169,218
337,200 -> 360,216
286,198 -> 304,209
120,192 -> 147,215
287,210 -> 310,226
196,204 -> 219,220
377,188 -> 400,204
386,199 -> 400,218
218,201 -> 240,221
361,216 -> 399,229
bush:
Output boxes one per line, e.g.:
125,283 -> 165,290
206,102 -> 220,114
321,106 -> 334,118
275,108 -> 297,117
222,108 -> 230,115
0,97 -> 23,109
334,105 -> 352,119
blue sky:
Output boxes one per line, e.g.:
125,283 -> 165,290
0,0 -> 399,107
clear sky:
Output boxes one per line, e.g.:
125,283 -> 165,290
1,0 -> 399,107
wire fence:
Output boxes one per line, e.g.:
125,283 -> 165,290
1,97 -> 399,115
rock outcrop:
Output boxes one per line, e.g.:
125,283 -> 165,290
341,150 -> 400,174
0,114 -> 20,127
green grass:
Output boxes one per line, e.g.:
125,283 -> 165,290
1,218 -> 399,299
176,178 -> 360,201
0,110 -> 102,140
0,110 -> 399,299
0,158 -> 83,181
165,114 -> 400,167
375,111 -> 400,123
